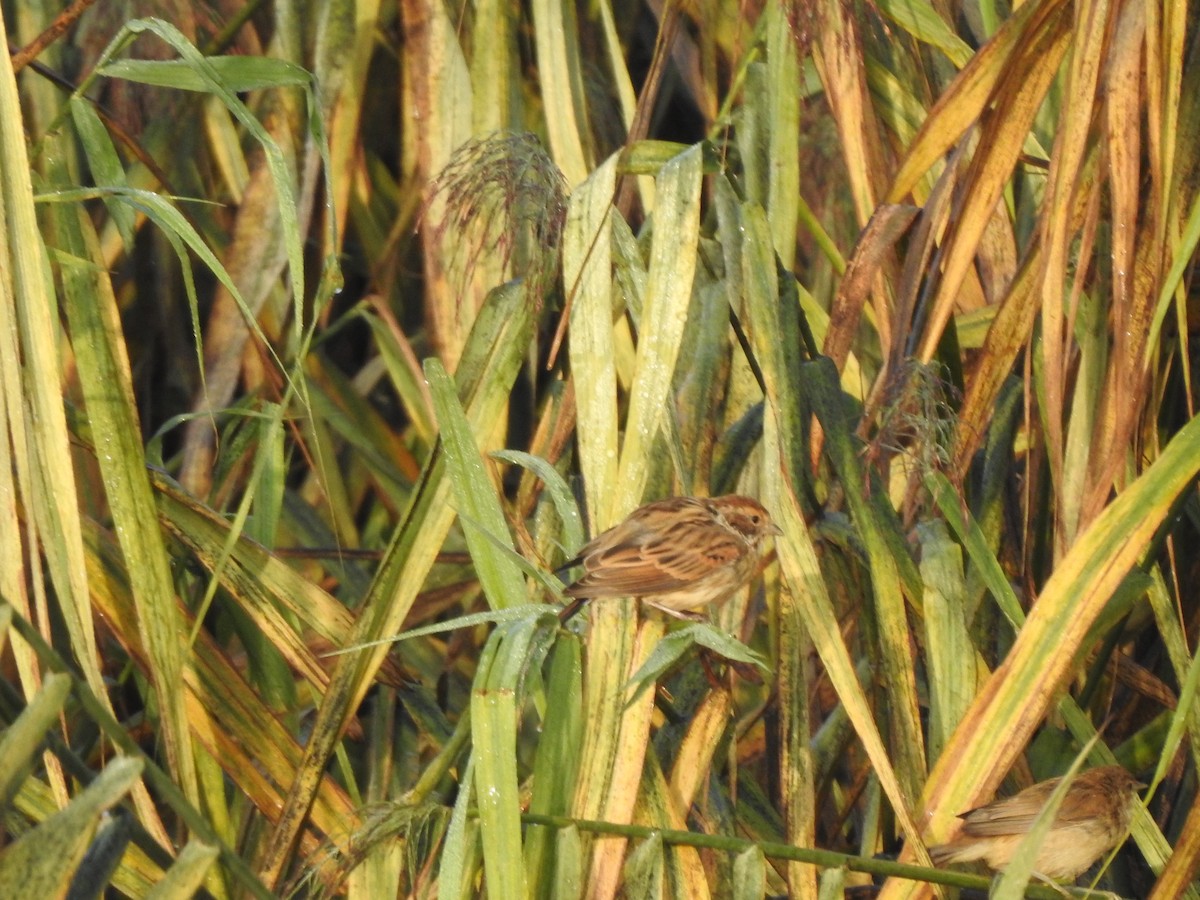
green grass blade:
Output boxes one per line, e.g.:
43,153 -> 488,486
427,357 -> 528,609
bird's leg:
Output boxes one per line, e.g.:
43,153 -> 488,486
642,600 -> 706,621
699,650 -> 723,689
1030,872 -> 1122,899
1028,874 -> 1072,898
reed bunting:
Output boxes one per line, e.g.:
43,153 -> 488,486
929,765 -> 1143,881
558,495 -> 780,620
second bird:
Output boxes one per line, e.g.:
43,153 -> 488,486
928,765 -> 1143,881
559,495 -> 780,620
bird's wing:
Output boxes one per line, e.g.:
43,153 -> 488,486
565,501 -> 742,598
957,780 -> 1062,835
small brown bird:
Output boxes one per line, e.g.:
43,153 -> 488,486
929,765 -> 1143,881
558,495 -> 780,620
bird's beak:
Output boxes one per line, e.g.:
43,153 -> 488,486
768,522 -> 783,536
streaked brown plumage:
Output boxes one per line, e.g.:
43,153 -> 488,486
929,766 -> 1143,881
558,495 -> 780,620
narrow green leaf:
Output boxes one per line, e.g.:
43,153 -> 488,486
529,0 -> 592,184
525,637 -> 583,895
918,519 -> 979,762
627,624 -> 769,696
427,357 -> 528,610
490,449 -> 585,555
0,757 -> 144,900
471,651 -> 529,897
52,188 -> 198,804
0,672 -> 71,805
552,824 -> 584,899
732,846 -> 766,900
68,97 -> 135,252
876,0 -> 974,67
438,755 -> 476,899
765,2 -> 802,265
0,10 -> 105,733
621,833 -> 664,900
564,154 -> 619,526
927,471 -> 1025,630
38,186 -> 285,384
613,144 -> 704,515
143,841 -> 220,900
99,56 -> 312,91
